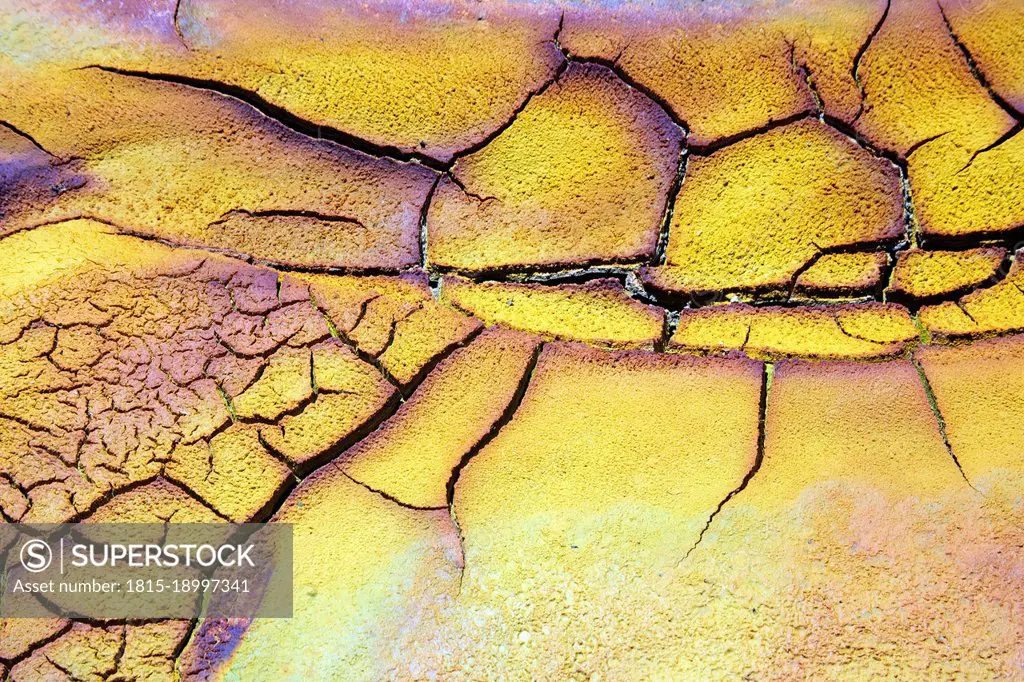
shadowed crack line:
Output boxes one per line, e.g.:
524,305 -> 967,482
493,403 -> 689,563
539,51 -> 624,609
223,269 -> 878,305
655,150 -> 687,266
444,172 -> 499,205
954,299 -> 979,324
0,120 -> 63,160
680,362 -> 771,563
887,248 -> 1016,308
911,354 -> 979,492
557,56 -> 690,133
341,472 -> 445,512
209,208 -> 366,227
938,2 -> 1024,124
445,59 -> 571,166
419,175 -> 441,267
688,111 -> 818,156
851,0 -> 892,123
445,341 -> 543,593
451,263 -> 637,287
786,239 -> 895,301
428,253 -> 651,280
309,293 -> 403,390
172,0 -> 191,50
957,122 -> 1023,173
787,40 -> 825,118
905,130 -> 952,159
657,309 -> 681,352
78,65 -> 448,171
820,114 -> 920,255
398,325 -> 486,399
920,216 -> 1024,250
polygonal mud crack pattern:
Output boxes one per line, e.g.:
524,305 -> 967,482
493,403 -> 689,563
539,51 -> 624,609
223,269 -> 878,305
3,0 -> 1024,679
0,219 -> 482,528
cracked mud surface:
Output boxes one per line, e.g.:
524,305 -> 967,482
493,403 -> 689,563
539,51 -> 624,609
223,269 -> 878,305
2,0 -> 1024,679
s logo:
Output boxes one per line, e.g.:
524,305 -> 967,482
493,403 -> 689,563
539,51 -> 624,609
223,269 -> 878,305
20,539 -> 52,573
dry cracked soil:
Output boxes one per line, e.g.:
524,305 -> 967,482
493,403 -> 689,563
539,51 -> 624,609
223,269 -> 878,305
2,0 -> 1024,679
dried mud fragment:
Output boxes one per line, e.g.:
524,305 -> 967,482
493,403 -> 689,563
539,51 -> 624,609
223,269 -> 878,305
855,0 -> 1015,155
0,67 -> 434,270
427,62 -> 682,272
7,621 -> 192,682
343,327 -> 541,508
0,221 -> 420,526
909,129 -> 1024,242
258,341 -> 398,470
452,344 -> 762,549
562,4 -> 814,146
171,0 -> 564,162
794,252 -> 888,297
303,271 -> 483,390
915,334 -> 1024,496
669,302 -> 918,360
618,359 -> 1023,678
84,478 -> 224,523
441,276 -> 664,350
939,0 -> 1024,113
166,426 -> 292,522
0,619 -> 69,664
643,119 -> 902,298
375,305 -> 483,389
887,247 -> 1006,302
919,251 -> 1024,338
385,344 -> 763,678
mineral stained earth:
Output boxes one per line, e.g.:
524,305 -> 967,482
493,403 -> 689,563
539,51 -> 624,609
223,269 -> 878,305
1,0 -> 1024,679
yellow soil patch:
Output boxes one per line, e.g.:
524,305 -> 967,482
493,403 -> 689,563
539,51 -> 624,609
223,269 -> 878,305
855,0 -> 1015,155
919,251 -> 1024,338
0,0 -> 563,164
376,305 -> 483,388
84,479 -> 223,523
652,360 -> 1018,678
783,0 -> 890,124
0,619 -> 69,663
0,223 -> 476,526
916,334 -> 1024,496
259,342 -> 398,469
0,219 -> 176,301
167,426 -> 292,522
887,247 -> 1005,301
669,302 -> 918,360
0,67 -> 434,269
303,272 -> 484,390
562,5 -> 814,147
449,343 -> 761,549
426,62 -> 682,272
171,0 -> 564,162
940,0 -> 1024,112
759,359 -> 963,504
643,119 -> 902,297
343,327 -> 540,509
909,129 -> 1024,242
376,344 -> 763,678
794,251 -> 888,296
441,276 -> 664,349
182,472 -> 461,680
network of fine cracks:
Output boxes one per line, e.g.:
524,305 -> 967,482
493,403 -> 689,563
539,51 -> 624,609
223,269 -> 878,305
2,5 -> 1023,675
